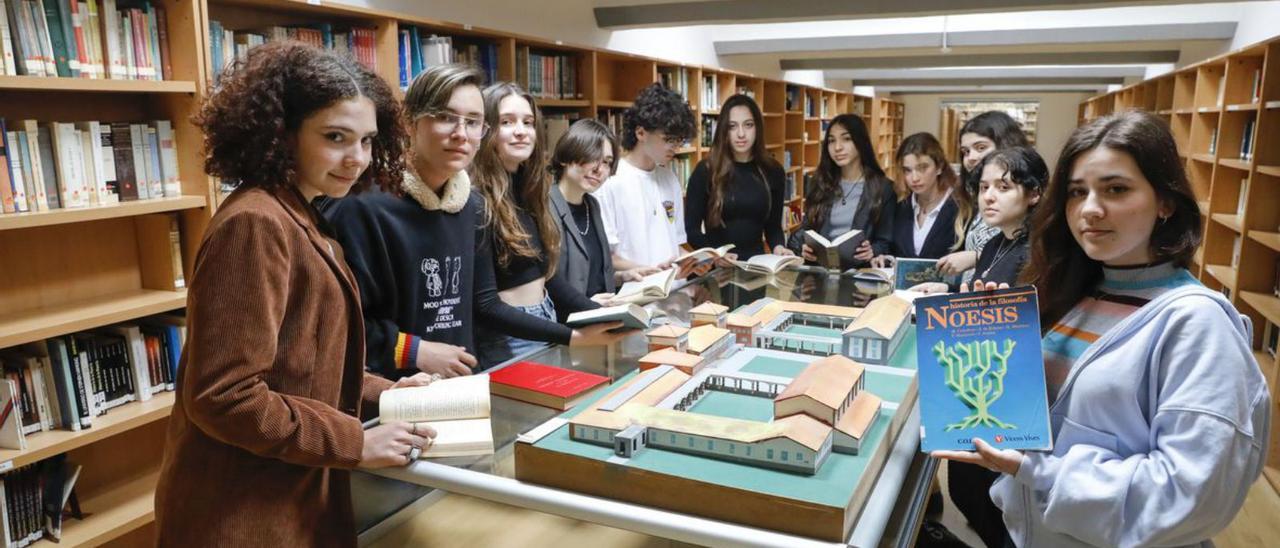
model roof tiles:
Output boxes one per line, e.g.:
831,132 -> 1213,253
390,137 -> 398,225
726,313 -> 761,327
843,294 -> 911,339
690,302 -> 729,315
835,392 -> 882,440
687,324 -> 733,353
775,355 -> 865,410
639,348 -> 706,368
646,324 -> 689,337
622,404 -> 832,452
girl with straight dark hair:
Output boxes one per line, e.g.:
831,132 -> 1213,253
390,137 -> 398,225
684,94 -> 792,259
934,111 -> 1268,547
785,113 -> 896,269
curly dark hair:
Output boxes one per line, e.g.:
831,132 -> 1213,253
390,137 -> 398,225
620,83 -> 695,150
194,41 -> 407,193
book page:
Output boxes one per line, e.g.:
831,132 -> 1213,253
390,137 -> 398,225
380,374 -> 491,423
617,268 -> 675,298
418,417 -> 495,458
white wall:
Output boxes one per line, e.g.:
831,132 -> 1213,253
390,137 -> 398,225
1230,1 -> 1280,50
896,91 -> 1093,170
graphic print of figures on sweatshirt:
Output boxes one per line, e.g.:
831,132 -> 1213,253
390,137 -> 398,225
420,255 -> 465,334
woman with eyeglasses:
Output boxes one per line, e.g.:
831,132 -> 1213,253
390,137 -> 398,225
470,83 -> 629,368
324,65 -> 625,379
548,119 -> 625,299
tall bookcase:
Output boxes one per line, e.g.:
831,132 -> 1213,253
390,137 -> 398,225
1079,34 -> 1280,494
872,97 -> 905,182
0,0 -> 214,545
0,1 -> 894,543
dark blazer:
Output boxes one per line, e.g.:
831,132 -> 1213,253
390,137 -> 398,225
550,185 -> 616,295
888,194 -> 962,260
786,176 -> 897,268
155,186 -> 392,547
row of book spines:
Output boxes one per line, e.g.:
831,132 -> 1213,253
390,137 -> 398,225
700,74 -> 718,111
658,67 -> 690,102
397,30 -> 498,90
207,20 -> 377,78
0,118 -> 179,215
0,462 -> 45,547
0,317 -> 183,439
515,46 -> 580,100
0,0 -> 169,80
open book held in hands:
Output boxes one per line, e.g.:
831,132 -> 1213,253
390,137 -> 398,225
379,374 -> 494,458
614,268 -> 679,304
804,229 -> 865,269
732,253 -> 803,275
567,304 -> 661,330
674,244 -> 735,270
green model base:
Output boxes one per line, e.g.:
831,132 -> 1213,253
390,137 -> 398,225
528,341 -> 917,508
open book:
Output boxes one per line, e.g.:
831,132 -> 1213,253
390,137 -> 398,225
614,268 -> 678,304
566,304 -> 662,330
732,254 -> 803,276
379,374 -> 494,458
674,244 -> 735,270
804,229 -> 865,269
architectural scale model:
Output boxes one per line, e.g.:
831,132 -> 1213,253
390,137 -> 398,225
690,302 -> 729,327
570,354 -> 882,474
517,293 -> 920,541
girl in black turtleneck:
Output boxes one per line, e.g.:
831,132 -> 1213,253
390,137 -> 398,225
684,94 -> 792,260
469,83 -> 627,368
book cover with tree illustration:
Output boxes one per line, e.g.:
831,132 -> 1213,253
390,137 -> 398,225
914,286 -> 1052,452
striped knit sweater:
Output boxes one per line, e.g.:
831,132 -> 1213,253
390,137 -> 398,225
1041,261 -> 1201,400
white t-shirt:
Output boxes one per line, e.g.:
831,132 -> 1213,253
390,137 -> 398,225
595,157 -> 687,267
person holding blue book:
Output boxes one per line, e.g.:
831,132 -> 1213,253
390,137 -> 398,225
934,111 -> 1269,547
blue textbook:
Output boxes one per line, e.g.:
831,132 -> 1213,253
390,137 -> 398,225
915,286 -> 1053,452
895,258 -> 961,290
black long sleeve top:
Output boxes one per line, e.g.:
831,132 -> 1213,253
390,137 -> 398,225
321,187 -> 575,377
490,172 -> 598,320
684,159 -> 786,259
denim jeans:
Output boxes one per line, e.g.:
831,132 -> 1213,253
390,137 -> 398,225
476,293 -> 556,370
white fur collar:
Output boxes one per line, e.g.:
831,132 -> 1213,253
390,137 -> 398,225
401,169 -> 470,213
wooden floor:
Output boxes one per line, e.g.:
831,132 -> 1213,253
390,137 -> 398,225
363,474 -> 1280,548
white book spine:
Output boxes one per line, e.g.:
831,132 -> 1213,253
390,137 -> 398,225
102,0 -> 122,78
5,131 -> 30,213
28,366 -> 51,432
75,127 -> 99,206
37,356 -> 61,430
0,0 -> 16,75
32,0 -> 57,76
21,121 -> 48,212
77,122 -> 103,206
155,120 -> 179,196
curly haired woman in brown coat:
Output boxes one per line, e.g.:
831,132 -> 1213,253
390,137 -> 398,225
154,42 -> 435,547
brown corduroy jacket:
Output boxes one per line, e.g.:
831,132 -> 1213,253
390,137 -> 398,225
154,186 -> 393,547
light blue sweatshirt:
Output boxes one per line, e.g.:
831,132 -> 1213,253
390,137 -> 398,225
990,284 -> 1271,547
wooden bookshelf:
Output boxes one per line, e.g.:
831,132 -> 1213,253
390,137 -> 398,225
0,196 -> 207,232
0,76 -> 199,94
0,1 -> 212,543
0,289 -> 188,349
1080,33 -> 1280,493
0,394 -> 175,470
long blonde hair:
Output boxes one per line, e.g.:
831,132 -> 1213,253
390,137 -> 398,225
470,82 -> 560,276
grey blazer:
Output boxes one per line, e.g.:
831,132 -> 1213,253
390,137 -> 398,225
550,186 -> 616,295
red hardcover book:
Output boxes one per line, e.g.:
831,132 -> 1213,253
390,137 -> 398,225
488,361 -> 610,410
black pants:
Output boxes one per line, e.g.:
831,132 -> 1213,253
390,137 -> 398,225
947,461 -> 1012,548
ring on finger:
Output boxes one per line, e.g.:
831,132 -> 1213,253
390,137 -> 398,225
407,445 -> 422,462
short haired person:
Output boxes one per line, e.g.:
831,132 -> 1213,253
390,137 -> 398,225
549,119 -> 627,299
154,43 -> 435,546
594,83 -> 698,272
